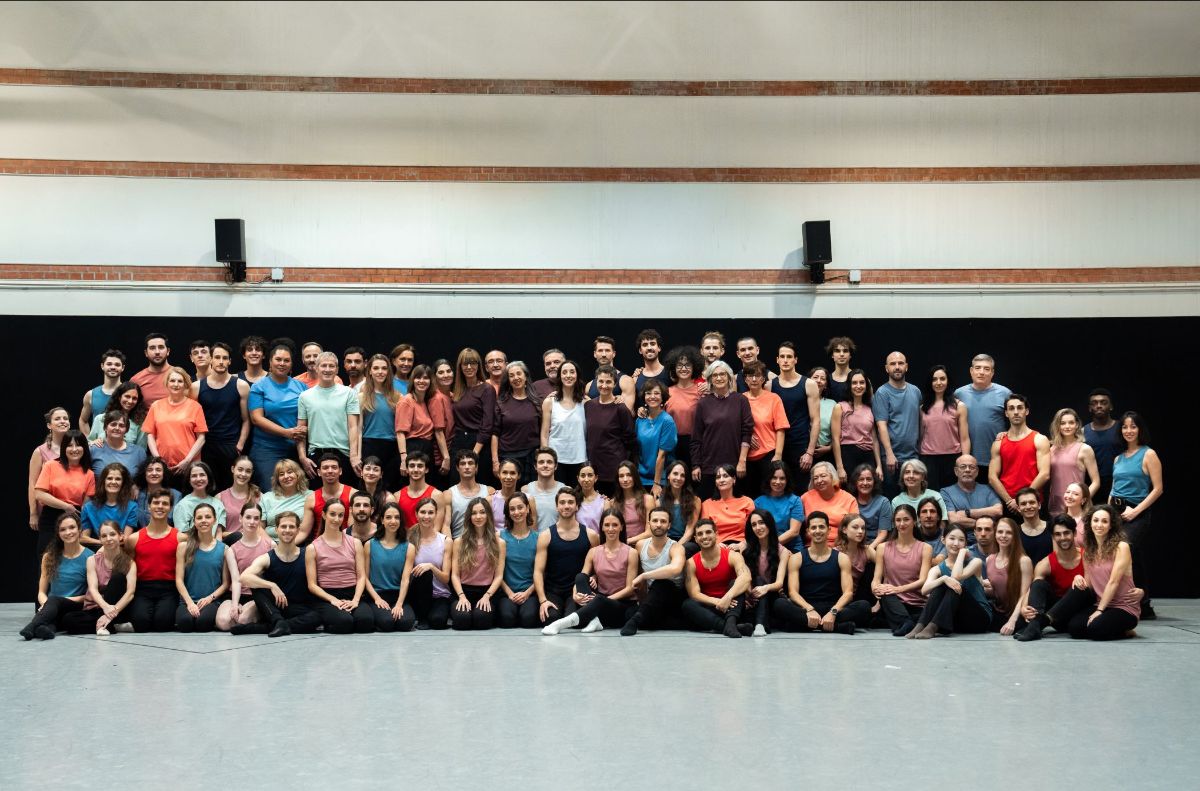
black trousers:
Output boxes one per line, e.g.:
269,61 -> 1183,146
314,586 -> 375,634
129,580 -> 178,632
496,591 -> 541,628
681,596 -> 745,633
1045,586 -> 1139,641
741,455 -> 775,500
571,574 -> 635,628
674,435 -> 692,473
627,580 -> 684,630
306,448 -> 356,487
839,445 -> 875,480
451,584 -> 498,630
915,586 -> 992,634
879,593 -> 924,631
920,453 -> 957,492
249,587 -> 322,633
201,440 -> 241,492
744,591 -> 777,628
556,463 -> 583,490
175,597 -> 224,632
1122,508 -> 1153,607
63,574 -> 130,633
782,434 -> 813,492
23,596 -> 84,634
406,572 -> 452,629
361,437 -> 402,492
772,598 -> 871,631
497,447 -> 537,489
1023,578 -> 1064,629
539,585 -> 581,622
368,588 -> 416,632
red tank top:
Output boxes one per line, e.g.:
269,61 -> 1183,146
135,526 -> 179,581
398,484 -> 435,528
1048,550 -> 1083,598
999,431 -> 1040,497
314,485 -> 352,524
692,546 -> 735,599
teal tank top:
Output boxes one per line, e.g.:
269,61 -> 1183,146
501,529 -> 539,591
1111,446 -> 1151,505
49,548 -> 94,597
184,543 -> 226,600
368,539 -> 409,592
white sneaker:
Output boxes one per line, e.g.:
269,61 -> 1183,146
752,624 -> 768,637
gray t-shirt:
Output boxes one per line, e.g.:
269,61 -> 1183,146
954,383 -> 1012,468
872,382 -> 922,461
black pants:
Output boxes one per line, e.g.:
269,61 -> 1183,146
879,593 -> 923,632
307,448 -> 356,487
62,574 -> 130,633
407,572 -> 452,629
782,434 -> 813,492
23,596 -> 84,634
674,435 -> 692,473
695,473 -> 717,501
744,591 -> 777,628
361,437 -> 402,492
367,588 -> 416,632
129,580 -> 179,632
681,596 -> 745,633
496,591 -> 541,628
839,444 -> 875,480
451,584 -> 498,630
540,586 -> 581,623
249,588 -> 322,633
571,574 -> 635,628
1122,508 -> 1153,607
201,440 -> 241,491
915,586 -> 992,634
626,580 -> 685,630
1022,578 -> 1065,630
175,597 -> 223,632
556,463 -> 583,490
314,586 -> 375,634
772,598 -> 871,631
920,453 -> 957,492
741,455 -> 775,500
36,506 -> 64,575
1046,586 -> 1139,641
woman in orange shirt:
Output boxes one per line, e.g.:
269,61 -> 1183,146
143,367 -> 208,485
663,346 -> 703,472
800,461 -> 857,545
34,430 -> 97,563
741,360 -> 790,498
700,464 -> 755,549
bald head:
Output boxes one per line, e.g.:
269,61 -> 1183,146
953,454 -> 980,485
885,352 -> 908,383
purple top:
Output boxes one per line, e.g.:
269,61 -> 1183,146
413,531 -> 451,598
690,392 -> 754,475
577,495 -> 605,531
584,400 -> 635,482
452,383 -> 497,445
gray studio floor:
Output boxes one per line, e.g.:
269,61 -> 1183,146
4,600 -> 1199,790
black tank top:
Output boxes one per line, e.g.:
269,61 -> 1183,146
546,523 -> 591,590
773,375 -> 811,445
265,547 -> 309,603
797,547 -> 840,602
198,378 -> 242,443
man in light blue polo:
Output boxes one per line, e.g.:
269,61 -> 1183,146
873,351 -> 921,498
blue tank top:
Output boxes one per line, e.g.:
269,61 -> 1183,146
184,542 -> 226,600
1111,446 -> 1151,504
367,539 -> 409,592
265,546 -> 309,602
49,548 -> 94,597
546,524 -> 591,591
772,375 -> 811,446
796,547 -> 840,602
938,560 -> 992,617
91,386 -> 113,419
668,502 -> 686,540
1083,423 -> 1122,481
198,378 -> 242,443
501,529 -> 540,591
586,369 -> 624,400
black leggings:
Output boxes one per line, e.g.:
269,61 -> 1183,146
367,588 -> 416,632
879,594 -> 924,632
175,597 -> 224,632
772,598 -> 871,631
571,574 -> 635,628
248,588 -> 322,633
23,596 -> 83,634
451,584 -> 497,630
1022,578 -> 1064,630
1046,586 -> 1139,641
36,506 -> 64,575
626,580 -> 684,631
62,574 -> 130,634
407,573 -> 452,629
838,445 -> 875,479
539,586 -> 581,623
314,586 -> 375,634
915,586 -> 992,634
362,437 -> 402,492
129,580 -> 179,632
496,591 -> 541,628
681,596 -> 745,633
1122,509 -> 1153,607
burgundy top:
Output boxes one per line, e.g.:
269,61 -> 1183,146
584,399 -> 635,482
1088,554 -> 1141,619
690,392 -> 754,475
452,383 -> 497,445
486,395 -> 541,453
883,540 -> 926,606
592,543 -> 632,598
529,379 -> 555,406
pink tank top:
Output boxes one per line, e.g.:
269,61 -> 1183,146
592,543 -> 631,598
883,540 -> 926,606
986,555 -> 1011,612
313,533 -> 358,589
838,402 -> 875,449
218,489 -> 250,534
38,442 -> 59,464
1087,555 -> 1141,619
847,546 -> 867,582
919,401 -> 961,456
231,535 -> 275,598
622,498 -> 644,537
1048,442 -> 1084,517
83,551 -> 115,610
459,541 -> 497,587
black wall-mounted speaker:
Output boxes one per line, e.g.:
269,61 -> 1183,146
215,219 -> 246,264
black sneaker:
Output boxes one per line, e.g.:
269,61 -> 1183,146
267,622 -> 292,638
835,622 -> 856,635
619,617 -> 640,637
1141,605 -> 1157,621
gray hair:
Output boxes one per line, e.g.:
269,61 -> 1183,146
809,461 -> 839,489
703,360 -> 735,382
899,459 -> 929,492
971,354 -> 995,367
316,351 -> 339,365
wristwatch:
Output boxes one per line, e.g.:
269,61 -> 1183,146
829,608 -> 839,616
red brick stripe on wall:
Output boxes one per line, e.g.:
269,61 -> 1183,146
0,265 -> 1196,286
2,69 -> 1199,96
3,159 -> 1199,183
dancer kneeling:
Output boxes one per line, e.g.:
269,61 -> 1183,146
772,511 -> 870,635
306,500 -> 373,633
451,498 -> 505,630
174,504 -> 230,632
681,519 -> 753,638
364,503 -> 416,632
543,508 -> 637,635
906,525 -> 992,638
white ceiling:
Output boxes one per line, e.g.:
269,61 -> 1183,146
3,1 -> 1199,80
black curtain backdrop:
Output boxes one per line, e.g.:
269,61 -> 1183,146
9,315 -> 1193,601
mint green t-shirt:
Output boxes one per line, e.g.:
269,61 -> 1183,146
297,383 -> 360,453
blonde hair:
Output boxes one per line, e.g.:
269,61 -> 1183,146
1049,407 -> 1084,448
270,459 -> 310,497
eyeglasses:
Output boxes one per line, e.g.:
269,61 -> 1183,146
954,464 -> 978,470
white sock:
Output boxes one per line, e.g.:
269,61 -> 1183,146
95,627 -> 111,637
542,612 -> 579,635
113,623 -> 135,634
752,624 -> 767,637
581,618 -> 604,633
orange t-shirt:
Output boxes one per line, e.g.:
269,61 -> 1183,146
35,462 -> 96,507
143,398 -> 208,466
701,496 -> 756,544
800,488 -> 858,544
666,384 -> 701,436
130,366 -> 170,406
394,394 -> 434,440
744,391 -> 791,460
